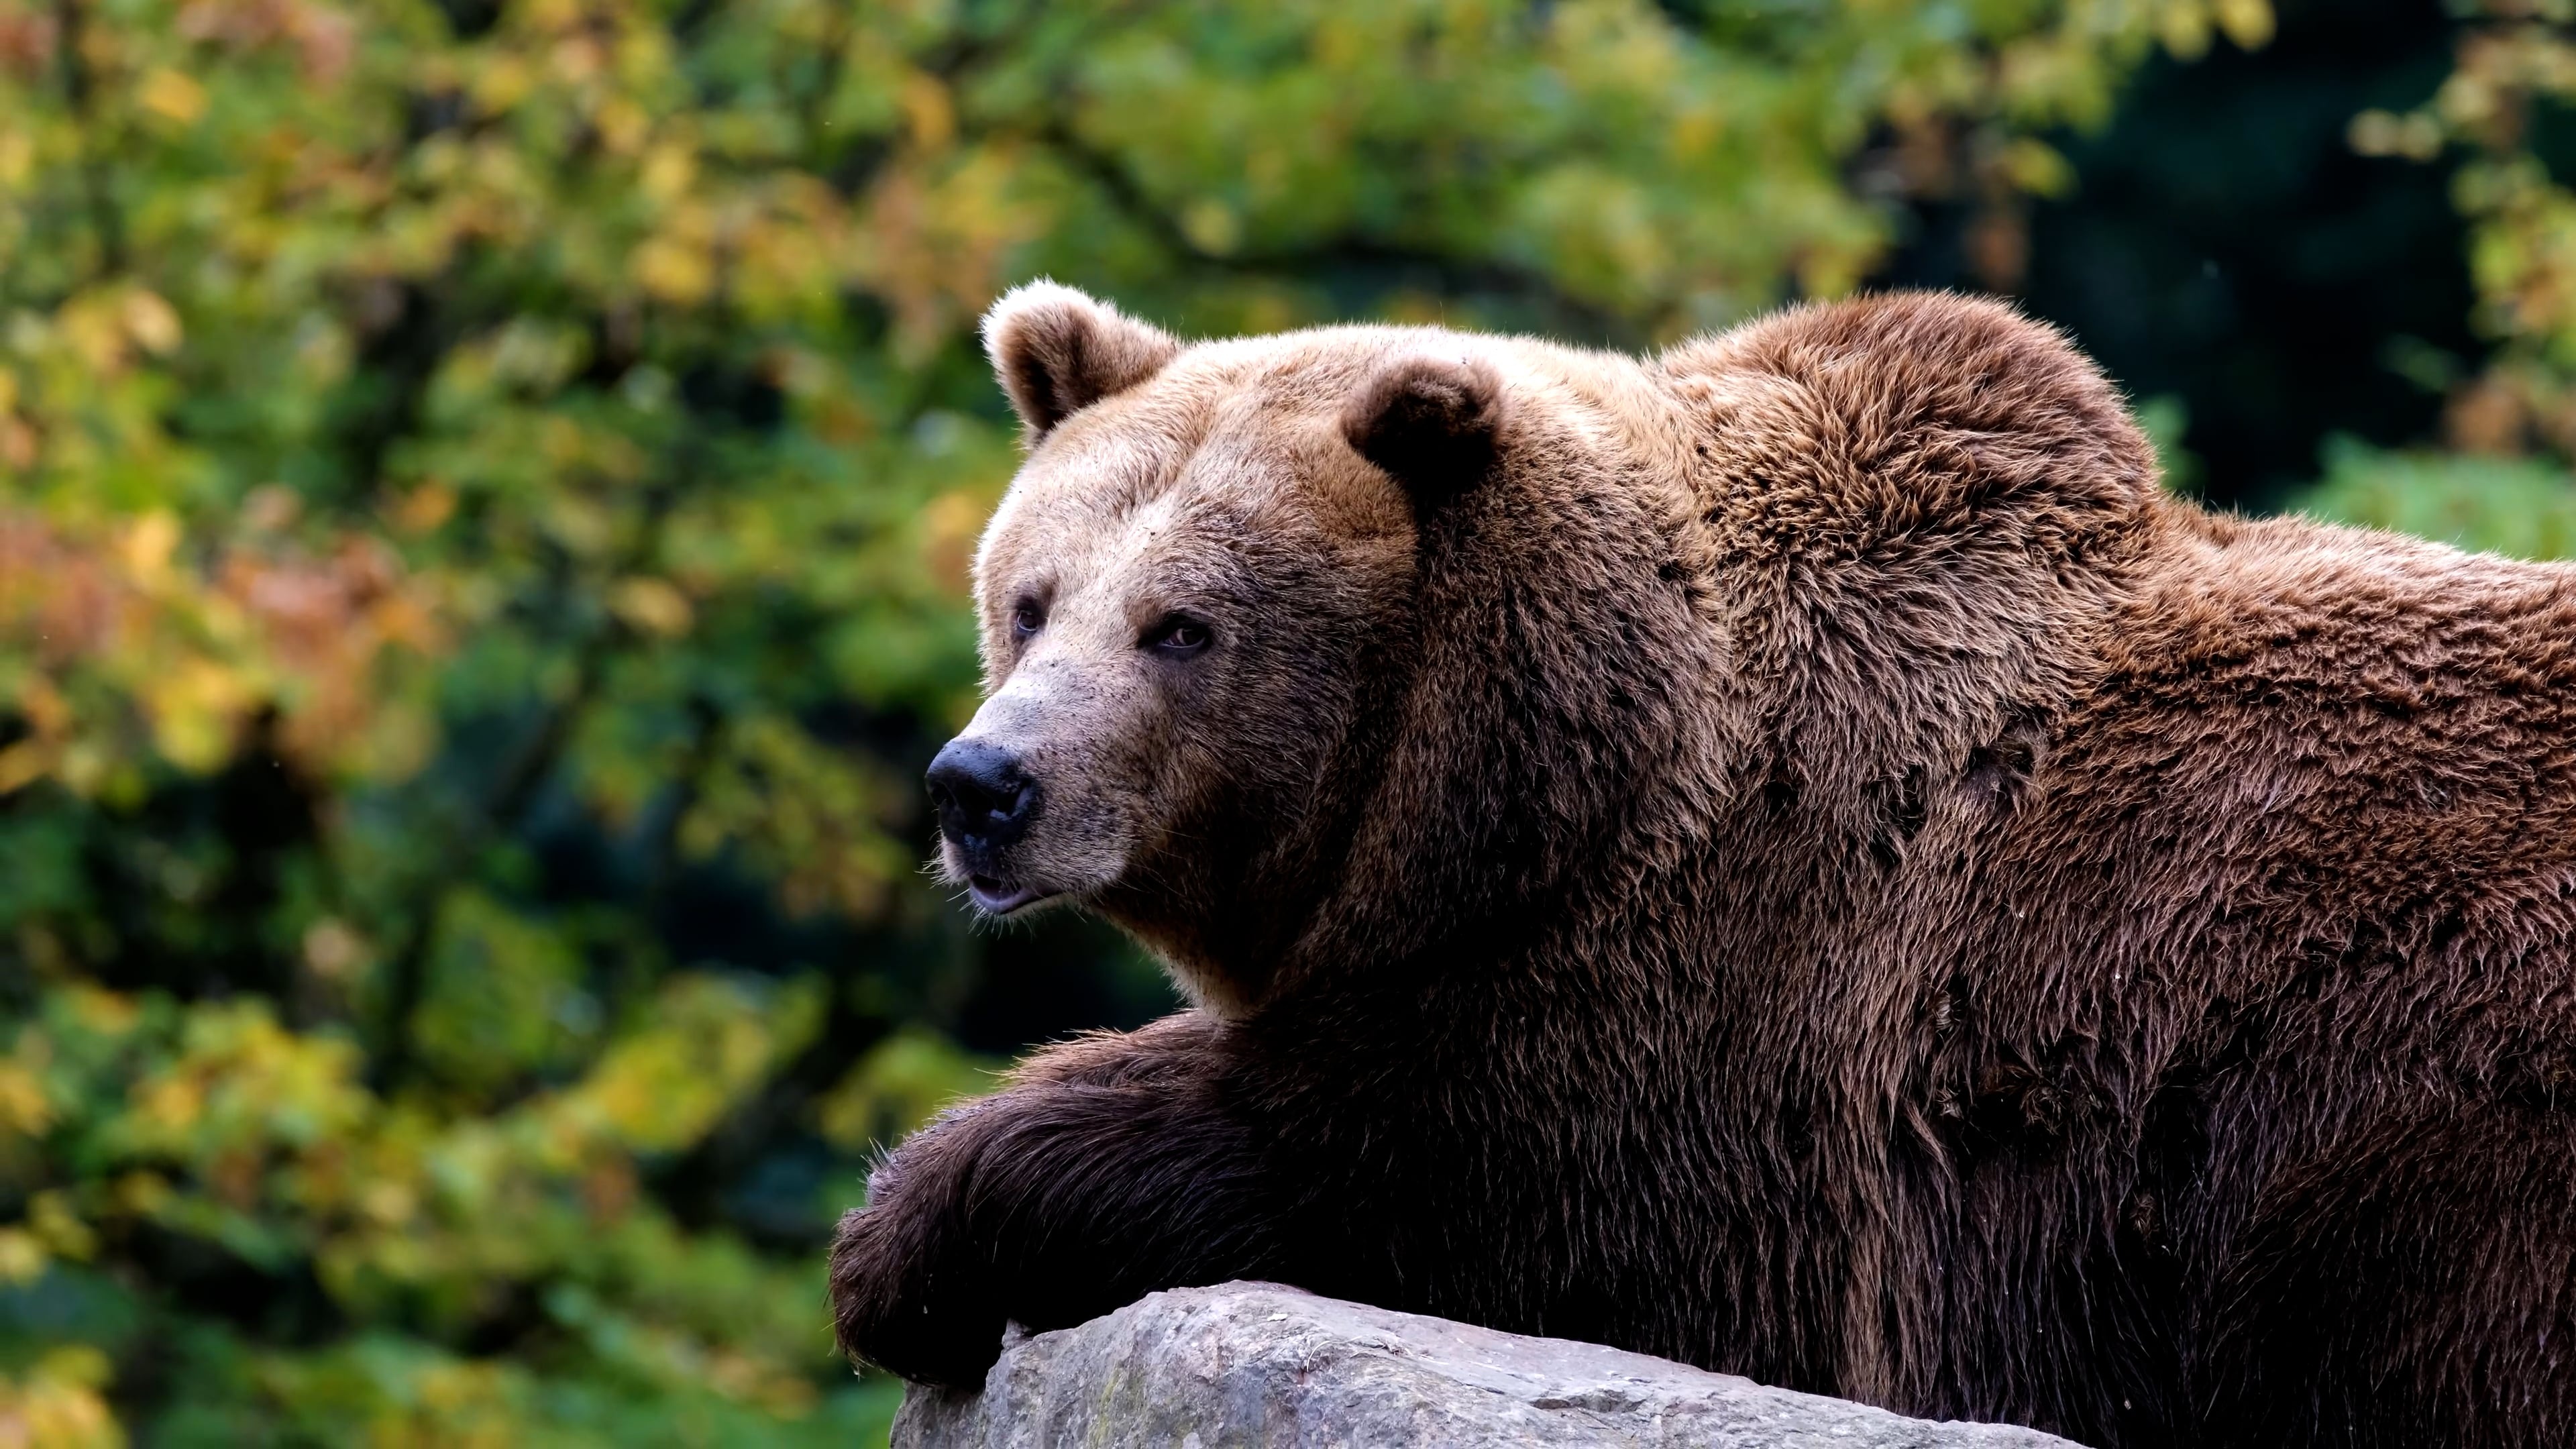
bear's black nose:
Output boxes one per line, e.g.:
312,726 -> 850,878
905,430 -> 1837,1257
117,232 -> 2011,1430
926,739 -> 1038,851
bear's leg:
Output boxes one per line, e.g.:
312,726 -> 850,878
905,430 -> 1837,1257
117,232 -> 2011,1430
827,1012 -> 1279,1387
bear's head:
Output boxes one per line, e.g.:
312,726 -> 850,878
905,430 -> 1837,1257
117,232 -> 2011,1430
924,282 -> 1713,1014
926,282 -> 2157,1017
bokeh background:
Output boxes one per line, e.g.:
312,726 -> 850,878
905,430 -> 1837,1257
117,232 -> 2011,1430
1,0 -> 2571,1443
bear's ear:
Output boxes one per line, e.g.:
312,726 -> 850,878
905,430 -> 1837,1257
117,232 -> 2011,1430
1340,356 -> 1509,513
982,281 -> 1181,439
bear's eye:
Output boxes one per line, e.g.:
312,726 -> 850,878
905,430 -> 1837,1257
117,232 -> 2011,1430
1010,600 -> 1045,639
1143,615 -> 1212,657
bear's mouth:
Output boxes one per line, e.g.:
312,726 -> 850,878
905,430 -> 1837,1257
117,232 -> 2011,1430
966,875 -> 1047,915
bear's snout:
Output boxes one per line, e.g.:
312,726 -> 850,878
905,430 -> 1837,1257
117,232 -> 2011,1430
926,738 -> 1044,910
926,738 -> 1038,849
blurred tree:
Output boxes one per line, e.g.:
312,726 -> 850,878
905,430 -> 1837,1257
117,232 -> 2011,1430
2290,0 -> 2576,555
2351,0 -> 2576,460
2297,431 -> 2576,556
0,1 -> 2275,1443
1983,0 -> 2477,510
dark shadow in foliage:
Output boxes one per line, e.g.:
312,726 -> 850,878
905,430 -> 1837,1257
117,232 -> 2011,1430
1882,0 -> 2479,511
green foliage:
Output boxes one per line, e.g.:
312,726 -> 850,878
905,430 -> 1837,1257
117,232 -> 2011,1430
2350,0 -> 2576,460
2134,393 -> 2203,496
0,0 -> 2324,1443
2306,0 -> 2576,564
2294,435 -> 2576,561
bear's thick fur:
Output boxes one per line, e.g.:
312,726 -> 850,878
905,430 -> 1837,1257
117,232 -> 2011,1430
832,285 -> 2576,1448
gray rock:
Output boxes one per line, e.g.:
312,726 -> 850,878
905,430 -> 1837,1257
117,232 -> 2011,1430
892,1282 -> 2084,1448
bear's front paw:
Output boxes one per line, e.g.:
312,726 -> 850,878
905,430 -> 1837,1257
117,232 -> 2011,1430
826,1203 -> 1008,1389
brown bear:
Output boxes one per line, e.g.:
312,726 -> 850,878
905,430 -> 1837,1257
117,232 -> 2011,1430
830,282 -> 2576,1448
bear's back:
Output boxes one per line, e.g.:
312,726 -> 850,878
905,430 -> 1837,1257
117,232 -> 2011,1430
2055,508 -> 2576,989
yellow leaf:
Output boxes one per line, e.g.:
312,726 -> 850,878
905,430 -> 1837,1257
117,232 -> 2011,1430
144,657 -> 254,772
121,291 -> 182,356
596,97 -> 650,155
119,511 -> 180,582
610,577 -> 695,637
392,480 -> 458,535
359,1177 -> 418,1227
631,237 -> 714,305
0,1228 -> 46,1285
2350,109 -> 2442,162
18,678 -> 70,739
0,741 -> 48,795
2155,0 -> 2211,60
2213,0 -> 2273,50
113,1173 -> 171,1216
37,1344 -> 111,1391
1999,139 -> 2075,199
641,143 -> 696,204
137,68 -> 207,125
0,1063 -> 49,1138
302,919 -> 367,981
133,1075 -> 204,1134
1181,198 -> 1241,256
64,985 -> 137,1036
60,302 -> 129,374
918,488 -> 991,598
28,1191 -> 93,1263
4,1345 -> 125,1449
468,55 -> 532,115
900,71 -> 955,150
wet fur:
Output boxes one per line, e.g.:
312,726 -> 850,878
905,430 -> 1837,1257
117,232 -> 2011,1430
832,289 -> 2576,1447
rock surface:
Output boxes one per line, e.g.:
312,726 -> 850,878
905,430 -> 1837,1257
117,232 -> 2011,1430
892,1282 -> 2084,1448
